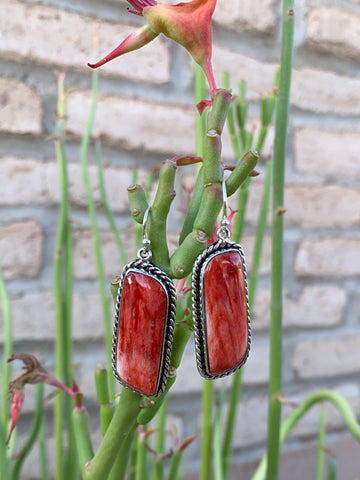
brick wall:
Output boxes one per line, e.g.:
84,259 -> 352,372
1,0 -> 360,478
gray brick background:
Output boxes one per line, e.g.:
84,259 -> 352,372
1,0 -> 360,478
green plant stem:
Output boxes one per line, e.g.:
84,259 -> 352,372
147,160 -> 177,274
108,427 -> 136,480
73,406 -> 94,478
84,387 -> 142,480
80,69 -> 114,399
248,161 -> 272,310
38,403 -> 49,480
53,73 -> 72,480
315,406 -> 326,480
135,430 -> 147,480
171,93 -> 232,277
95,141 -> 128,266
252,390 -> 359,480
265,3 -> 294,479
0,266 -> 12,479
200,380 -> 214,480
232,177 -> 250,244
94,367 -> 114,436
167,450 -> 182,480
128,184 -> 149,225
214,389 -> 225,480
327,456 -> 337,480
222,369 -> 243,479
179,167 -> 204,245
195,64 -> 207,156
222,72 -> 242,161
226,151 -> 259,196
151,398 -> 168,480
11,384 -> 44,480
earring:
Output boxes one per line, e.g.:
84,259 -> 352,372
192,180 -> 251,379
112,208 -> 176,397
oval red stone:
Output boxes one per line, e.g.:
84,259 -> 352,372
115,270 -> 168,396
203,250 -> 248,376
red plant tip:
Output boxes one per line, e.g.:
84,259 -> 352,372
73,392 -> 84,410
6,389 -> 25,445
88,24 -> 158,69
196,99 -> 213,115
179,434 -> 197,452
249,169 -> 260,177
171,155 -> 203,166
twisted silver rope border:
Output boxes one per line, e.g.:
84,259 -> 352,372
192,239 -> 251,380
112,259 -> 176,397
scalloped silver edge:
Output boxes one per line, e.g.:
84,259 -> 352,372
112,259 -> 176,397
192,240 -> 251,380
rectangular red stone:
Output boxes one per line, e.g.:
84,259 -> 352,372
115,269 -> 168,396
202,249 -> 249,376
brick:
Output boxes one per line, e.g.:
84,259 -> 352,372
294,128 -> 360,178
46,162 -> 148,212
213,48 -> 360,116
291,67 -> 360,116
295,238 -> 360,277
253,285 -> 346,330
307,7 -> 360,60
0,158 -> 48,205
213,0 -> 278,33
0,157 -> 147,212
173,338 -> 270,394
73,228 -> 144,279
232,394 -> 268,447
0,290 -> 111,342
0,0 -> 170,84
212,47 -> 277,100
0,78 -> 41,134
66,92 -> 195,155
285,185 -> 360,228
292,335 -> 360,379
242,235 -> 272,275
0,221 -> 43,280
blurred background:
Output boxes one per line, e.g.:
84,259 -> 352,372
1,0 -> 360,478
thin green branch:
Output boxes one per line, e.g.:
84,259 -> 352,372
11,384 -> 44,480
0,265 -> 13,479
84,387 -> 142,480
95,141 -> 128,266
252,390 -> 360,480
266,3 -> 294,478
315,406 -> 326,480
80,69 -> 114,398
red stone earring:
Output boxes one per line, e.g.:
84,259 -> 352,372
192,181 -> 251,379
112,208 -> 176,397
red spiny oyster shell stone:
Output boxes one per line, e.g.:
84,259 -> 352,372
203,250 -> 248,376
116,270 -> 168,396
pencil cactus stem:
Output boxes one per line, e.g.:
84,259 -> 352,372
146,160 -> 177,274
128,184 -> 149,224
202,130 -> 222,184
226,150 -> 259,196
193,182 -> 222,236
206,88 -> 232,133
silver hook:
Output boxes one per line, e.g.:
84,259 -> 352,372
217,179 -> 230,242
137,206 -> 152,260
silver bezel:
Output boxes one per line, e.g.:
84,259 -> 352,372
112,259 -> 176,397
192,240 -> 251,379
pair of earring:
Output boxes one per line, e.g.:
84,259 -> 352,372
112,182 -> 251,397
